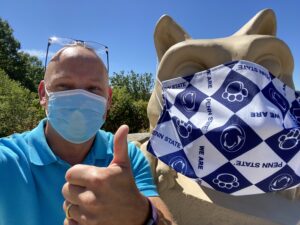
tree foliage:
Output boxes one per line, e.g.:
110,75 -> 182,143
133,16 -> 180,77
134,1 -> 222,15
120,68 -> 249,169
0,18 -> 44,92
110,71 -> 154,101
0,69 -> 44,137
103,71 -> 154,133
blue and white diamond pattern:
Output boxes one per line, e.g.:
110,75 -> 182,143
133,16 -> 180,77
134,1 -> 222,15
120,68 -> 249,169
202,162 -> 252,194
261,82 -> 290,118
173,84 -> 208,119
230,60 -> 272,90
211,69 -> 261,113
256,166 -> 299,192
232,142 -> 286,184
183,135 -> 229,177
189,97 -> 233,134
265,128 -> 300,163
190,65 -> 232,96
205,115 -> 263,161
147,60 -> 300,196
235,93 -> 284,140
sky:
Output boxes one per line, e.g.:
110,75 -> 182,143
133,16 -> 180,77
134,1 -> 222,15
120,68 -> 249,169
1,0 -> 300,89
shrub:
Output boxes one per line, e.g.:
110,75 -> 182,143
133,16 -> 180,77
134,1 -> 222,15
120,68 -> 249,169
0,69 -> 44,137
103,87 -> 149,133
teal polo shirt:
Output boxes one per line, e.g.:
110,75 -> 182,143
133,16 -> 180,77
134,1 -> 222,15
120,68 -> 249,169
0,119 -> 158,225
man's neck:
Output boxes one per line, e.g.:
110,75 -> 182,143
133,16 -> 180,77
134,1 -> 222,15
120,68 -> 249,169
44,122 -> 94,165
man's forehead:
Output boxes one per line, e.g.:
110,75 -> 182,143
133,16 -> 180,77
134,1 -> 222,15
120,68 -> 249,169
52,45 -> 101,62
44,45 -> 108,83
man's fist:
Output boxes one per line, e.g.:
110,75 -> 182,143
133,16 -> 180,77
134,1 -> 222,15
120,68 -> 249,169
62,125 -> 149,225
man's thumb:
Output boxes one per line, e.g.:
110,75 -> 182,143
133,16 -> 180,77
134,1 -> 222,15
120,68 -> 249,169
110,125 -> 130,167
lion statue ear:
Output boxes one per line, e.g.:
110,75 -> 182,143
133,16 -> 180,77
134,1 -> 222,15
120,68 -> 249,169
233,8 -> 277,36
154,15 -> 191,61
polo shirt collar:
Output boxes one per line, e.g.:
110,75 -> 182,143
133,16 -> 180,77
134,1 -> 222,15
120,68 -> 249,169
27,119 -> 112,166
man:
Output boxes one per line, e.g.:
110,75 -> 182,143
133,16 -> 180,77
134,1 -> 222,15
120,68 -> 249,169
0,42 -> 175,225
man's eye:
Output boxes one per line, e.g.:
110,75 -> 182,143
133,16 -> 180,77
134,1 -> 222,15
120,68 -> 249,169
88,87 -> 101,94
56,85 -> 71,91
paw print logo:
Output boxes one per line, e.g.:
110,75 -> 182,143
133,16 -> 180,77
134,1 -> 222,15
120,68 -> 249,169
222,81 -> 248,102
213,173 -> 240,189
169,156 -> 187,174
269,174 -> 293,191
176,119 -> 192,138
278,129 -> 300,150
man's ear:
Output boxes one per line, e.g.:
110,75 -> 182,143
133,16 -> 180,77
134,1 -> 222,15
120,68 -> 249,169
107,86 -> 113,110
104,86 -> 113,119
38,80 -> 47,108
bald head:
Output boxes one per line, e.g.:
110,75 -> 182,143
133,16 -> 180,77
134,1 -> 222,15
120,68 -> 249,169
45,46 -> 108,83
43,45 -> 109,98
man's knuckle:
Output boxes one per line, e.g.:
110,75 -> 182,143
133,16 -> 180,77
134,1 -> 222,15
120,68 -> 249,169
79,214 -> 89,225
88,171 -> 102,186
61,183 -> 68,196
88,217 -> 99,225
81,193 -> 97,207
62,201 -> 67,211
63,218 -> 68,225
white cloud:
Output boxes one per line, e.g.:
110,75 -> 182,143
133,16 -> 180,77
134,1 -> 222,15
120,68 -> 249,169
20,49 -> 55,60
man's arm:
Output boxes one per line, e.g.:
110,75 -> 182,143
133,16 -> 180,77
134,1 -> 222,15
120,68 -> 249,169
149,196 -> 177,225
62,125 -> 176,225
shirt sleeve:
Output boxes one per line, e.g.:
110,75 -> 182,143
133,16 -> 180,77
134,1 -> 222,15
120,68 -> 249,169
128,142 -> 159,197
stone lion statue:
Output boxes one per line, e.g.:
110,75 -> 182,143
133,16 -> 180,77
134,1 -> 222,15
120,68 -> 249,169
139,8 -> 300,225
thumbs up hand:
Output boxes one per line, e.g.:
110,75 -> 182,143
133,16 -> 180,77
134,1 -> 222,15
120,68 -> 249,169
62,125 -> 150,225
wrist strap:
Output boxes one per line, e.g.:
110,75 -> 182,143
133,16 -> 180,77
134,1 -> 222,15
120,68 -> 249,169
145,198 -> 159,225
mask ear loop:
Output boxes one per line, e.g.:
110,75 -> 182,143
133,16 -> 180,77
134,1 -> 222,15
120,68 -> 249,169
154,78 -> 164,110
44,85 -> 50,97
43,84 -> 50,116
154,58 -> 164,110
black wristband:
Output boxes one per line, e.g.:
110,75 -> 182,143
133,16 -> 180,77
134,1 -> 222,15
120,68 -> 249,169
144,198 -> 159,225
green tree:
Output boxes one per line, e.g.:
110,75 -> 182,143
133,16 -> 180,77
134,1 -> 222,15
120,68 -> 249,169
0,69 -> 44,137
110,71 -> 154,101
104,71 -> 154,133
103,87 -> 135,132
0,18 -> 44,92
103,87 -> 150,133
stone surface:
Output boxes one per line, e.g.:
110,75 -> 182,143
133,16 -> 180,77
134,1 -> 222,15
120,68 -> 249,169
142,8 -> 300,225
127,132 -> 150,144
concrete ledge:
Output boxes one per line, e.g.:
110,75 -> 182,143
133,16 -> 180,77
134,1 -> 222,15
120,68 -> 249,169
127,133 -> 150,144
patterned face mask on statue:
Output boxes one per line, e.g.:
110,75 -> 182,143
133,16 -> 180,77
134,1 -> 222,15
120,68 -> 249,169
147,60 -> 300,196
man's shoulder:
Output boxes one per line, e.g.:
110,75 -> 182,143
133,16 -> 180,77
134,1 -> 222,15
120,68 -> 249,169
98,129 -> 114,142
0,131 -> 31,161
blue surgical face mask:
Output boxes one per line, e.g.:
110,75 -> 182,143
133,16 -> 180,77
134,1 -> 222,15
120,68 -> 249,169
147,60 -> 300,195
45,88 -> 107,144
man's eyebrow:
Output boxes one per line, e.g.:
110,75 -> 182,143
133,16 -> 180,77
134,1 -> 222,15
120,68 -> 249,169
48,76 -> 73,85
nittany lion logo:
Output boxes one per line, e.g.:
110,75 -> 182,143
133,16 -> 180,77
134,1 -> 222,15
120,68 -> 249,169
169,156 -> 188,174
181,91 -> 196,111
221,125 -> 246,152
269,88 -> 288,112
269,174 -> 293,191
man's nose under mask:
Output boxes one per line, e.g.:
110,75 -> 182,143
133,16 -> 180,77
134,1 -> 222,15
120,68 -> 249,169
147,60 -> 300,196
